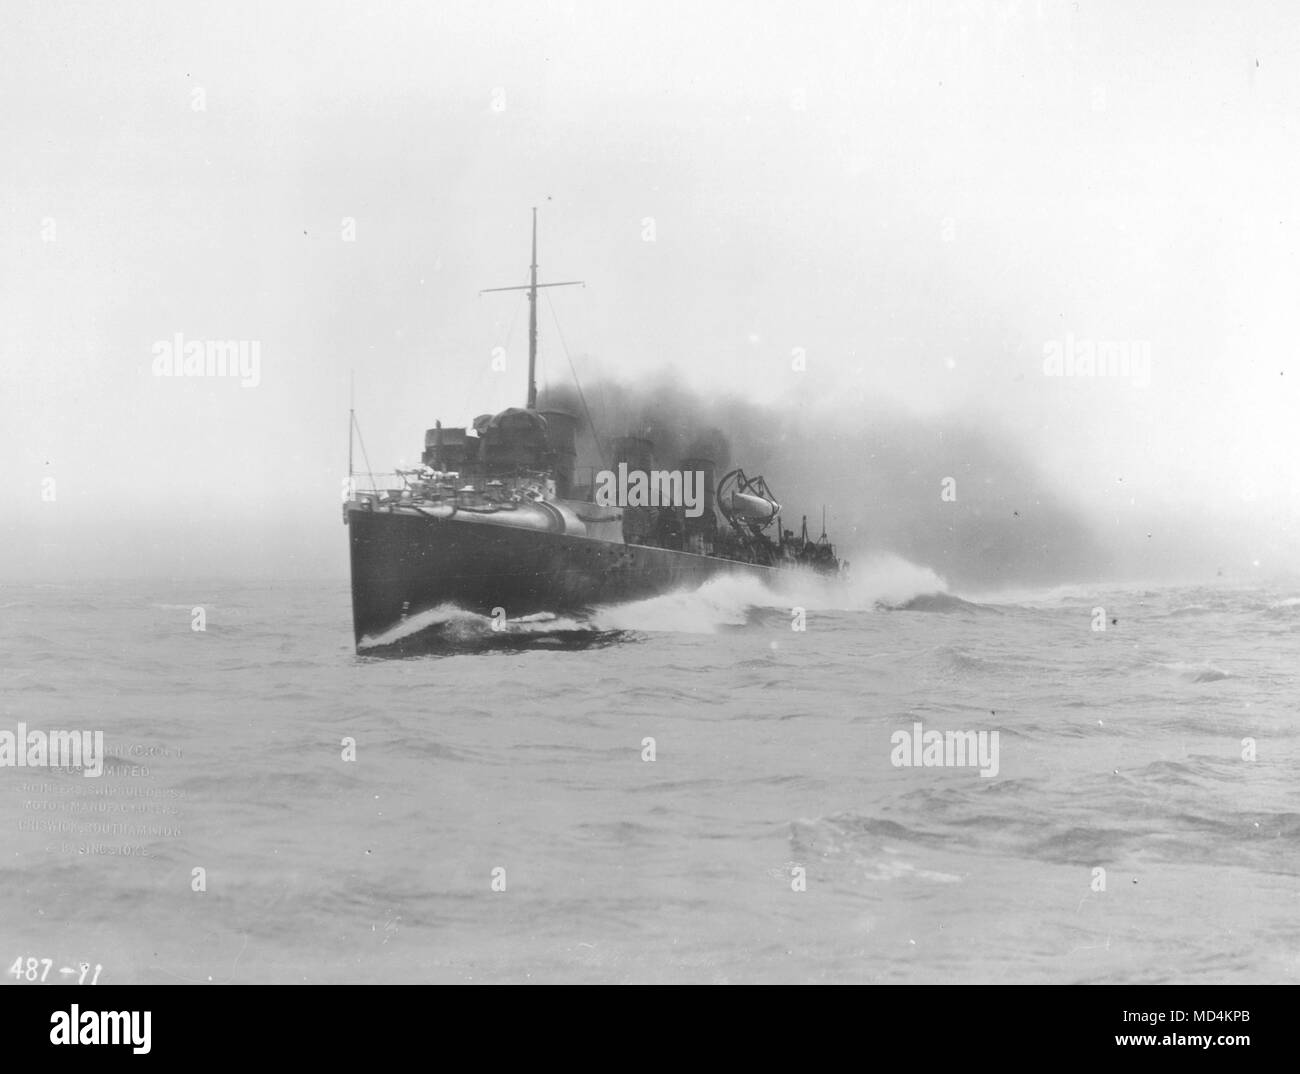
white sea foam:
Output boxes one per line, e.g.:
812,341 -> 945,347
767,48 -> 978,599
588,553 -> 947,633
358,602 -> 594,648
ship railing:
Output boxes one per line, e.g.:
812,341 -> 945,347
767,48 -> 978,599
347,472 -> 405,494
350,468 -> 609,505
347,472 -> 521,507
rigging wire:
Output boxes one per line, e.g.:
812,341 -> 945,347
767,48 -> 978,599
467,277 -> 529,418
351,411 -> 377,491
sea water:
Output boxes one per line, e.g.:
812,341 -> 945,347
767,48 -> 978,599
1,563 -> 1296,983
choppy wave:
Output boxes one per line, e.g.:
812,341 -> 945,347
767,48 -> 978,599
1166,603 -> 1214,617
789,815 -> 965,884
1263,596 -> 1300,618
1153,660 -> 1233,683
879,592 -> 989,614
929,645 -> 1002,676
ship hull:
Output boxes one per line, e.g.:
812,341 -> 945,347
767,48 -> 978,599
347,506 -> 776,646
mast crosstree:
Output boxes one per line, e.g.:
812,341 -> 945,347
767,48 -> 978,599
480,207 -> 584,410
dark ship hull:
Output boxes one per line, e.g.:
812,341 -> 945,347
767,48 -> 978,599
348,505 -> 775,646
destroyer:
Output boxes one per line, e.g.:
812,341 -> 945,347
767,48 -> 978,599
344,210 -> 842,649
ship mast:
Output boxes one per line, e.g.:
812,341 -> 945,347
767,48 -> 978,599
527,208 -> 539,409
481,208 -> 584,410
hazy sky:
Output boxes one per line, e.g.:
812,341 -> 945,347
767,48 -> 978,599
2,0 -> 1297,584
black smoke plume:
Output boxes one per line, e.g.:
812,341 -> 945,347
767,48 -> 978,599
539,374 -> 1108,588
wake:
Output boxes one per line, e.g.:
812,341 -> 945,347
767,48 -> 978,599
357,553 -> 950,653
